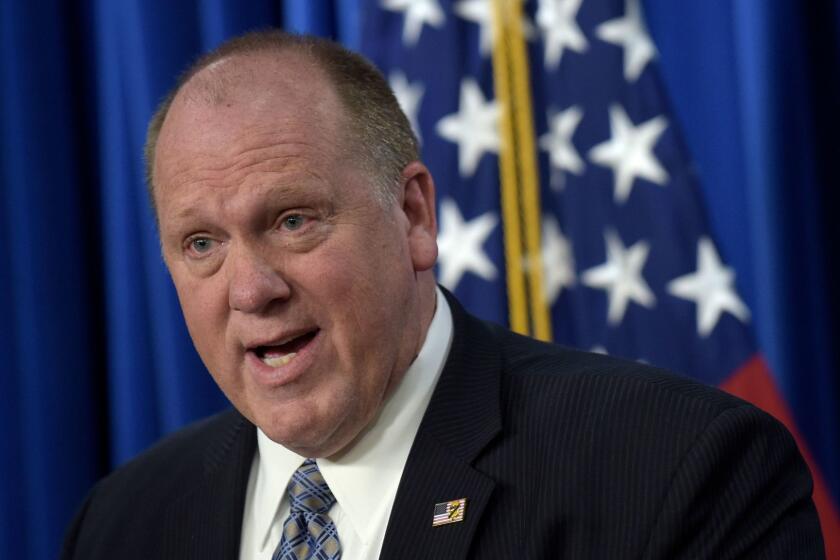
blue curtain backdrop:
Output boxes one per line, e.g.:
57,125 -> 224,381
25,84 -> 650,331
1,1 -> 837,559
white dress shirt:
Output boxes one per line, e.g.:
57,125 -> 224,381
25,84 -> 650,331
239,289 -> 453,559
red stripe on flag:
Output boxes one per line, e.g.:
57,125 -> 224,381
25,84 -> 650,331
721,354 -> 839,558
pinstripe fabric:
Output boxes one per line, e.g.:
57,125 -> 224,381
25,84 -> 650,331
273,459 -> 341,560
379,291 -> 824,558
61,290 -> 824,559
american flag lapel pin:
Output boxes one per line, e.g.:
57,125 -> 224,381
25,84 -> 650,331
432,498 -> 467,526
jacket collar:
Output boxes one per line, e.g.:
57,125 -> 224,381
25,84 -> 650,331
379,288 -> 502,559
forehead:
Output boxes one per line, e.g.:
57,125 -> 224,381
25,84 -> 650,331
154,51 -> 346,180
181,51 -> 335,115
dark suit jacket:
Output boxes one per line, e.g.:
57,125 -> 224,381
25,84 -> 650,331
62,294 -> 825,558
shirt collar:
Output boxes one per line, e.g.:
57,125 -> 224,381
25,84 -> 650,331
252,287 -> 453,548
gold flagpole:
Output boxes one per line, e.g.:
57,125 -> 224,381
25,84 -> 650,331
490,0 -> 552,341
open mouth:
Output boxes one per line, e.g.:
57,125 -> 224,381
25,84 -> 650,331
253,329 -> 319,368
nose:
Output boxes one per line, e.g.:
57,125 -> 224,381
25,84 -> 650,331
226,244 -> 291,313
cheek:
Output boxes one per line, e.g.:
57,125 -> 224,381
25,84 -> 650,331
173,275 -> 230,360
323,262 -> 415,383
323,259 -> 407,332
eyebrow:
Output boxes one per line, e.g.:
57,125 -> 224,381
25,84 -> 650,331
164,177 -> 332,225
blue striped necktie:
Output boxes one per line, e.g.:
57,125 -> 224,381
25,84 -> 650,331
272,459 -> 342,560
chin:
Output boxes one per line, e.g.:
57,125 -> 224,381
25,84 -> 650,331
255,410 -> 345,457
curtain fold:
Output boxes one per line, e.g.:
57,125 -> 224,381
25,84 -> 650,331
646,0 -> 840,496
1,2 -> 103,558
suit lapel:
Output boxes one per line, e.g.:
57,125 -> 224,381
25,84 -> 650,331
380,291 -> 503,559
158,412 -> 257,559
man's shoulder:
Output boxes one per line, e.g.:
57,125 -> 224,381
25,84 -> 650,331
79,408 -> 251,525
441,296 -> 774,460
63,409 -> 254,558
456,320 -> 821,559
103,408 -> 248,486
485,319 -> 751,421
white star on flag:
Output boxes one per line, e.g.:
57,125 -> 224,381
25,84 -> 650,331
389,71 -> 424,143
453,0 -> 535,56
381,0 -> 445,47
536,0 -> 589,69
582,229 -> 656,325
595,0 -> 657,82
667,237 -> 750,337
539,105 -> 585,186
436,78 -> 501,177
541,215 -> 576,305
437,198 -> 499,290
589,104 -> 668,204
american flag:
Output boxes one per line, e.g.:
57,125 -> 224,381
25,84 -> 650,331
359,0 -> 839,551
433,498 -> 467,526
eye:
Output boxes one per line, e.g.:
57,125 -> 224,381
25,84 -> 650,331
187,237 -> 216,255
280,214 -> 307,231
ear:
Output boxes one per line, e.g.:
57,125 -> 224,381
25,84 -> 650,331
399,161 -> 438,272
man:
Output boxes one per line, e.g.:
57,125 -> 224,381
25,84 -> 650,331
62,31 -> 824,559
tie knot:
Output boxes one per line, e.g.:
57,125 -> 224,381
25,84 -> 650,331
287,459 -> 336,515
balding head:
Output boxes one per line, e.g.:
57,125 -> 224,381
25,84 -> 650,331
145,31 -> 418,212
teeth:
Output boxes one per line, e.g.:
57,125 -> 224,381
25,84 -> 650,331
262,353 -> 296,368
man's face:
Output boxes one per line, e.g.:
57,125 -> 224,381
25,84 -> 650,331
153,53 -> 437,457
